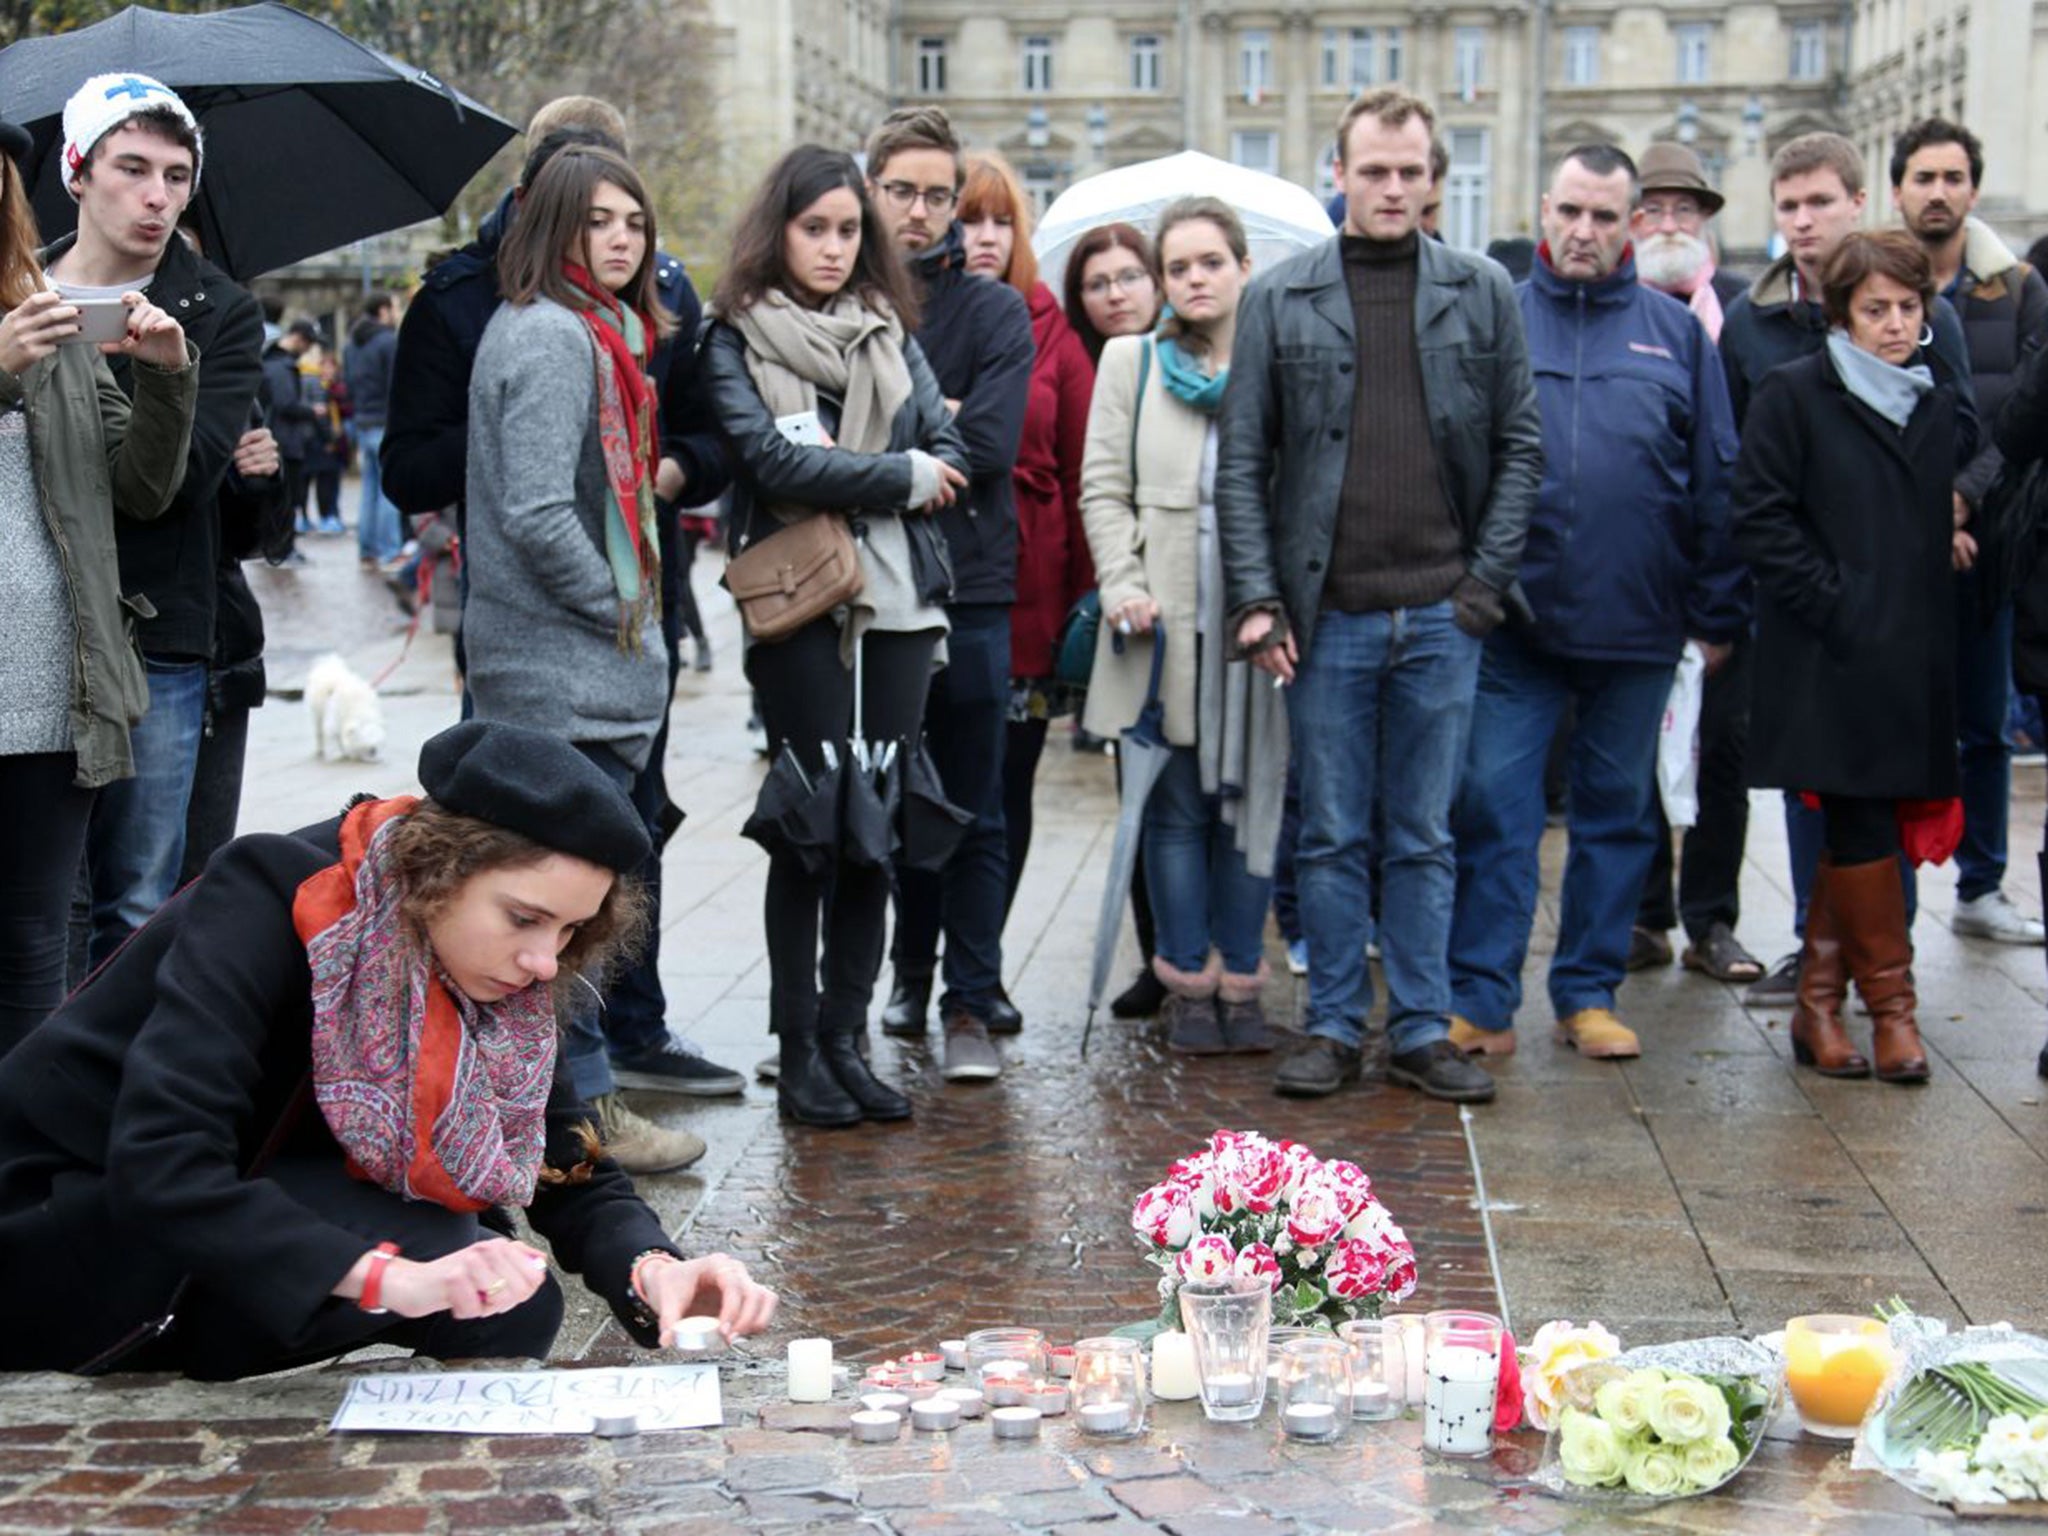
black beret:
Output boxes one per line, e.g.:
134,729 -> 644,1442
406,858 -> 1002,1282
417,721 -> 650,873
0,121 -> 27,170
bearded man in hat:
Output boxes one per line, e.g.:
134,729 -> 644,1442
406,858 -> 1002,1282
1624,141 -> 1763,989
44,74 -> 275,968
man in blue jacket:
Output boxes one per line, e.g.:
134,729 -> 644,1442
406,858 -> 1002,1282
1446,144 -> 1746,1061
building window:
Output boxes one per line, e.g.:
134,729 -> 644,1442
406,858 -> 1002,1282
1315,140 -> 1340,201
1675,24 -> 1711,84
1022,162 -> 1060,217
1022,34 -> 1053,94
1130,33 -> 1162,92
1789,21 -> 1827,80
1444,127 -> 1490,252
1231,130 -> 1279,176
1383,27 -> 1404,81
1563,27 -> 1599,85
1240,29 -> 1273,103
1323,27 -> 1385,89
915,37 -> 946,95
1453,27 -> 1486,100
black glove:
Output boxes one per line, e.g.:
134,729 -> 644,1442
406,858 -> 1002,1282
1451,574 -> 1506,638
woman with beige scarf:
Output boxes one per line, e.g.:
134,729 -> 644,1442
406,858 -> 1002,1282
704,146 -> 969,1128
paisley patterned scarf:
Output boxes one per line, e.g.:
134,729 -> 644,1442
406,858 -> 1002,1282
564,260 -> 662,652
293,796 -> 558,1212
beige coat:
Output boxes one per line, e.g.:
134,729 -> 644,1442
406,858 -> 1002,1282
1079,334 -> 1211,746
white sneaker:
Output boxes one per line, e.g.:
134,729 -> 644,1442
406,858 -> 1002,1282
1287,938 -> 1308,976
1952,890 -> 2047,945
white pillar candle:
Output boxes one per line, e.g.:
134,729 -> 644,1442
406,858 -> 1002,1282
991,1405 -> 1042,1439
1282,1402 -> 1340,1440
850,1409 -> 902,1443
1204,1371 -> 1257,1407
1422,1344 -> 1499,1456
1078,1400 -> 1134,1434
787,1338 -> 834,1403
1150,1332 -> 1200,1401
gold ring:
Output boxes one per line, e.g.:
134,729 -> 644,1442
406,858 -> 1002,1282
483,1279 -> 508,1296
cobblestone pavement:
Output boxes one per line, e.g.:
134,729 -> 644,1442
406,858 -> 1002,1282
4,515 -> 2046,1532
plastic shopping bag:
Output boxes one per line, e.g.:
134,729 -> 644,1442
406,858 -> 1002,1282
1656,643 -> 1706,830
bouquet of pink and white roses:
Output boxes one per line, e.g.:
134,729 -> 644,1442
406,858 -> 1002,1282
1130,1129 -> 1418,1328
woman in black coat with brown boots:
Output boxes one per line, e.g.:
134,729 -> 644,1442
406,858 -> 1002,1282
1734,230 -> 1975,1085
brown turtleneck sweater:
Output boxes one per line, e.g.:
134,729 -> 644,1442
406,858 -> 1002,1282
1324,233 -> 1466,614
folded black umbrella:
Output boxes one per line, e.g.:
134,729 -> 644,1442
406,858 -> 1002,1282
0,2 -> 516,280
741,746 -> 839,877
896,742 -> 973,873
842,751 -> 899,870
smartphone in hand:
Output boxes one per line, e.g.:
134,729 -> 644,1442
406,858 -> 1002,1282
62,299 -> 130,346
774,410 -> 829,448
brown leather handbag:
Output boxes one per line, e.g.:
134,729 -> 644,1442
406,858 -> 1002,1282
725,511 -> 864,642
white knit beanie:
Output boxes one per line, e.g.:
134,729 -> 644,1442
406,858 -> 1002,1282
61,73 -> 202,197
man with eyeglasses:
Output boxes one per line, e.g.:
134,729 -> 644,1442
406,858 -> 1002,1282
1624,142 -> 1761,990
864,106 -> 1035,1085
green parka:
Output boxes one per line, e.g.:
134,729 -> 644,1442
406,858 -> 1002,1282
0,335 -> 197,787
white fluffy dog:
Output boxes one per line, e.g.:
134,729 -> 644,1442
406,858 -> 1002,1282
307,653 -> 386,763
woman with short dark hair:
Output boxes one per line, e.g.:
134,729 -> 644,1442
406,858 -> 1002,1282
1734,229 -> 1974,1084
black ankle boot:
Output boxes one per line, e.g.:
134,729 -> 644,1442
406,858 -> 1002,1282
880,968 -> 933,1038
820,1004 -> 912,1121
777,1015 -> 862,1127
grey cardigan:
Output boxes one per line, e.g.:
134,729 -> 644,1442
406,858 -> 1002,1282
464,299 -> 667,770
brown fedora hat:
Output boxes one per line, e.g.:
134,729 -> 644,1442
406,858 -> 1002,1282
1638,141 -> 1724,214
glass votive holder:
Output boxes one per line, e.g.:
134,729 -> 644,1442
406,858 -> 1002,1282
1337,1319 -> 1400,1420
1422,1310 -> 1503,1458
1275,1337 -> 1350,1443
1071,1337 -> 1147,1437
1784,1314 -> 1894,1439
1384,1311 -> 1429,1405
965,1328 -> 1048,1395
1178,1277 -> 1273,1423
1264,1325 -> 1323,1379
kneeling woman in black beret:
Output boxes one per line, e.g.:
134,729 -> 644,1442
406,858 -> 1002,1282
0,721 -> 776,1377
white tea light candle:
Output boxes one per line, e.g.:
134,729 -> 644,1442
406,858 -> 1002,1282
1282,1402 -> 1339,1440
910,1399 -> 960,1432
990,1405 -> 1042,1439
1205,1371 -> 1257,1407
936,1387 -> 986,1418
1077,1400 -> 1134,1434
940,1339 -> 968,1371
850,1409 -> 902,1443
860,1391 -> 911,1414
787,1338 -> 834,1403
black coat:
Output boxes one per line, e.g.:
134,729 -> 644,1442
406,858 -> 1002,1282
1994,341 -> 2048,693
1733,350 -> 1967,799
0,817 -> 677,1374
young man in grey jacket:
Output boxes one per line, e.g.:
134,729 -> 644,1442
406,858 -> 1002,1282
1215,87 -> 1543,1104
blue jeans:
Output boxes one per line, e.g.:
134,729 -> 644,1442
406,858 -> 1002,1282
1289,603 -> 1481,1054
353,423 -> 404,562
86,656 -> 207,968
891,604 -> 1010,1018
1954,571 -> 2013,901
1142,746 -> 1273,976
1449,631 -> 1672,1030
563,741 -> 638,1103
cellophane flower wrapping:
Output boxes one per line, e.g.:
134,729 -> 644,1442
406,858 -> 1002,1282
1532,1337 -> 1782,1502
1129,1129 -> 1417,1330
1852,1314 -> 2048,1507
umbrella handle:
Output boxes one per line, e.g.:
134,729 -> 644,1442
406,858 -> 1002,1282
1109,617 -> 1169,713
849,625 -> 865,750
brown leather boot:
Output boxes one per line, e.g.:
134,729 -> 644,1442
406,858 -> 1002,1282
1830,856 -> 1930,1084
1790,858 -> 1869,1077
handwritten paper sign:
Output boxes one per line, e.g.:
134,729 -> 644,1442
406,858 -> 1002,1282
330,1364 -> 722,1435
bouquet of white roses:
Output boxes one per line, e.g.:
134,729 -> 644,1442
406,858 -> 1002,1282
1535,1338 -> 1780,1502
1129,1128 -> 1417,1329
1854,1307 -> 2048,1509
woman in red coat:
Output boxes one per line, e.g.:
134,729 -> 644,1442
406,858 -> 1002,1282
957,153 -> 1095,1030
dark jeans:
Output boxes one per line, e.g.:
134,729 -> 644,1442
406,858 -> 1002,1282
132,1156 -> 563,1381
180,704 -> 252,886
1002,713 -> 1050,917
0,752 -> 94,1058
85,656 -> 207,968
752,620 -> 938,1036
890,604 -> 1011,1019
1953,571 -> 2013,901
603,620 -> 686,1064
1639,638 -> 1752,940
561,742 -> 639,1102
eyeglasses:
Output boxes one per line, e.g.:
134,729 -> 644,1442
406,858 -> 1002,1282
875,180 -> 956,213
1082,268 -> 1155,298
1639,198 -> 1703,227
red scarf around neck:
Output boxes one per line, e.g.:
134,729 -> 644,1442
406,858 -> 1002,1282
564,261 -> 660,571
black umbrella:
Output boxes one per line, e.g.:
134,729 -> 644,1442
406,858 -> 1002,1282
0,2 -> 517,280
897,742 -> 973,873
741,746 -> 839,878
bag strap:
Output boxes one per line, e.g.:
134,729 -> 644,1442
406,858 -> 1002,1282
1130,337 -> 1150,489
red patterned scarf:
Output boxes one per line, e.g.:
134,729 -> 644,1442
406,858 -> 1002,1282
293,796 -> 558,1212
565,261 -> 662,650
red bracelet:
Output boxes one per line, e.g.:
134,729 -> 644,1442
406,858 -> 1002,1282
358,1241 -> 401,1314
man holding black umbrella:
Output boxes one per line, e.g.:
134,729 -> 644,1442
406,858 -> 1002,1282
44,74 -> 268,968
